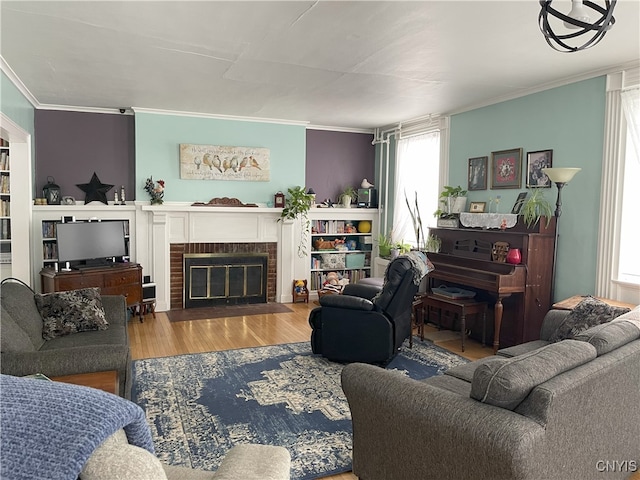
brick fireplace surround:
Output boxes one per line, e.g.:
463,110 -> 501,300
170,242 -> 277,309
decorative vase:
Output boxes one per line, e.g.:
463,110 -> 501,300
506,248 -> 522,264
341,195 -> 352,208
451,196 -> 467,214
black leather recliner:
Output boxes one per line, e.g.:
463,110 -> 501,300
309,252 -> 433,364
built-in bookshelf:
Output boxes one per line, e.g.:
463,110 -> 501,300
0,138 -> 11,265
307,209 -> 378,292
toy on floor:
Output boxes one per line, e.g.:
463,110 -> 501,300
292,279 -> 309,303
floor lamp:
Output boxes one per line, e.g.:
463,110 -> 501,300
541,167 -> 582,302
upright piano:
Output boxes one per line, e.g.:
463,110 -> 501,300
427,218 -> 556,351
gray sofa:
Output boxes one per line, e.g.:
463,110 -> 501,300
0,279 -> 132,398
342,307 -> 640,480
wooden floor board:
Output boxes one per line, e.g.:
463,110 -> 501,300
128,302 -> 491,479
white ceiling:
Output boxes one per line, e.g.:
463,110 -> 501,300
1,1 -> 639,130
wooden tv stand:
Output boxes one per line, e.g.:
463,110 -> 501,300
40,263 -> 143,316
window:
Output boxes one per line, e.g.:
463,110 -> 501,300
392,131 -> 440,248
596,73 -> 640,302
618,91 -> 640,284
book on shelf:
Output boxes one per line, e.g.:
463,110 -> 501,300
0,199 -> 9,216
0,152 -> 8,170
1,219 -> 10,240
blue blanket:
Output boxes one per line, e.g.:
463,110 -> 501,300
0,374 -> 154,480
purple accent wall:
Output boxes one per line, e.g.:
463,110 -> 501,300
305,130 -> 375,204
34,110 -> 135,201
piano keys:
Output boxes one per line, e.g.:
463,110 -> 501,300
427,219 -> 556,352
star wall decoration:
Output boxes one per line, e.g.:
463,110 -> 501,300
76,172 -> 114,205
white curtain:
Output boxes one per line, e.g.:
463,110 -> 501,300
621,87 -> 640,164
393,131 -> 440,248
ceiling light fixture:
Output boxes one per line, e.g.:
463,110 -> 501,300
539,0 -> 616,52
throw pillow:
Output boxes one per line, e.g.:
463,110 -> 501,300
35,288 -> 109,340
548,296 -> 631,342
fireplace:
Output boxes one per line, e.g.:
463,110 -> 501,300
183,253 -> 268,308
170,242 -> 277,309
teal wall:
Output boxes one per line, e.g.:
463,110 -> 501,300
0,71 -> 36,190
135,112 -> 306,204
0,71 -> 35,136
449,76 -> 607,301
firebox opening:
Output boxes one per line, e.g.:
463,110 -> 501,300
184,253 -> 268,308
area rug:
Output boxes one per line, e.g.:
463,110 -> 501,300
131,340 -> 468,479
166,303 -> 293,322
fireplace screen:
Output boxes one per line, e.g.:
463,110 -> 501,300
183,253 -> 268,308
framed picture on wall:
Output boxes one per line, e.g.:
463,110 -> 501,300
526,149 -> 553,187
491,148 -> 523,189
468,156 -> 488,191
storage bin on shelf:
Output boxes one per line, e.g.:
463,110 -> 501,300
346,253 -> 366,269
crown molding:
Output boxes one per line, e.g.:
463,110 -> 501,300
0,56 -> 39,108
37,104 -> 132,115
131,107 -> 309,127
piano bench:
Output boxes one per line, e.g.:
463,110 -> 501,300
422,294 -> 487,352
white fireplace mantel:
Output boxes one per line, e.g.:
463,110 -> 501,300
139,204 -> 299,310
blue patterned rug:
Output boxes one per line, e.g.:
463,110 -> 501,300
132,339 -> 468,479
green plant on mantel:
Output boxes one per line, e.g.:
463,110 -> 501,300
278,186 -> 314,258
521,188 -> 553,228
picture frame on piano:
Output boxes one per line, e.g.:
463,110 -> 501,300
469,201 -> 486,213
511,192 -> 528,214
491,148 -> 523,189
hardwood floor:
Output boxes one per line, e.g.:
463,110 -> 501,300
128,302 -> 493,480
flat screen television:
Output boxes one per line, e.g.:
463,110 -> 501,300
56,220 -> 127,268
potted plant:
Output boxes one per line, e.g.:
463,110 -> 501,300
520,188 -> 553,228
378,233 -> 394,258
434,185 -> 467,227
439,185 -> 468,215
339,186 -> 358,208
278,186 -> 314,258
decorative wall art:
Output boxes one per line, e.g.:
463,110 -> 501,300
491,148 -> 523,189
179,144 -> 270,181
468,156 -> 488,191
526,149 -> 553,187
